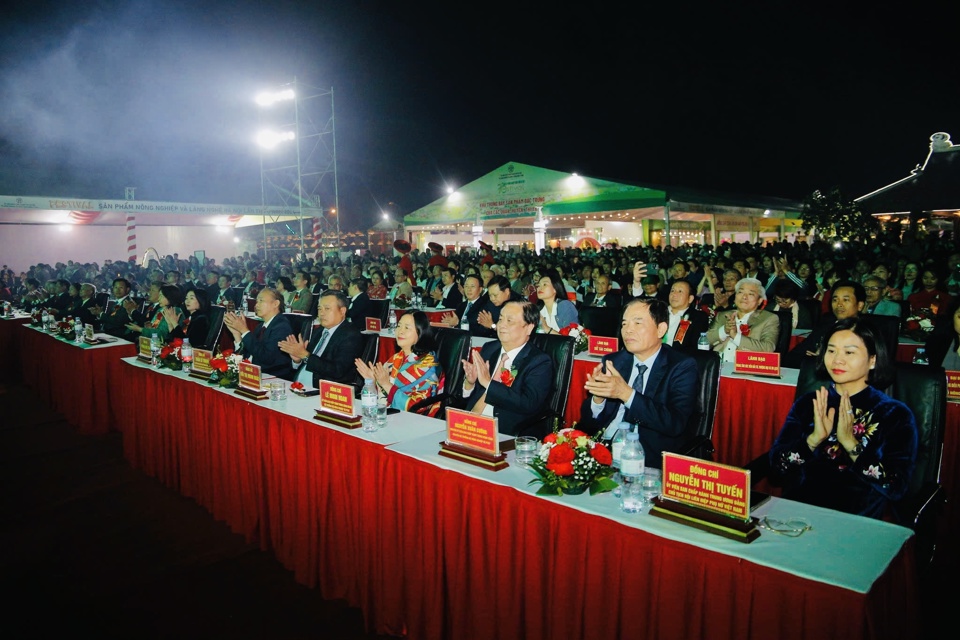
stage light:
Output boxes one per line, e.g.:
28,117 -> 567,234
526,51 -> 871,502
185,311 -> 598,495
256,129 -> 295,149
255,89 -> 296,107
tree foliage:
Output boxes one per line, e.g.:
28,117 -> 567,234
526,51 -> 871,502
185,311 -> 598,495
801,187 -> 879,240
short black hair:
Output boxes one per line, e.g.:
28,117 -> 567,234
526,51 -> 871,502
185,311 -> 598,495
815,317 -> 894,389
831,279 -> 866,303
320,289 -> 349,309
402,310 -> 438,356
624,297 -> 669,326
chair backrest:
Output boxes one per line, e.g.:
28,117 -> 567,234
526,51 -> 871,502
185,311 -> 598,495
284,312 -> 313,338
860,314 -> 900,360
798,298 -> 821,329
307,293 -> 319,318
891,363 -> 946,495
578,306 -> 620,338
895,299 -> 911,321
368,299 -> 390,325
794,355 -> 823,400
530,333 -> 576,426
353,332 -> 380,395
432,327 -> 472,393
775,310 -> 793,356
95,292 -> 109,307
687,350 -> 722,440
204,305 -> 226,351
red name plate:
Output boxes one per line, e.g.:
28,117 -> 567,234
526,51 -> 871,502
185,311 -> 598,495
319,379 -> 356,416
445,408 -> 499,456
661,453 -> 751,521
947,371 -> 960,400
192,349 -> 213,373
734,350 -> 780,377
588,335 -> 618,356
138,336 -> 152,358
238,362 -> 262,391
365,317 -> 382,332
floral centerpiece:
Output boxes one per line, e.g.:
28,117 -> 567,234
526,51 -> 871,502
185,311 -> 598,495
30,310 -> 43,326
56,318 -> 75,338
393,294 -> 410,310
558,323 -> 592,355
208,349 -> 243,388
527,427 -> 617,496
156,338 -> 184,371
902,307 -> 935,342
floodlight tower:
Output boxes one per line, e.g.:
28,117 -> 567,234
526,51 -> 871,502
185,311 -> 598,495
255,78 -> 339,259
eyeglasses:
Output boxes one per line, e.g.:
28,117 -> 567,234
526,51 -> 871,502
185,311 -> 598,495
863,286 -> 882,292
757,517 -> 812,537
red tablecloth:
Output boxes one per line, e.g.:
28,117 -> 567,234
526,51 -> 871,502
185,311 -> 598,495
19,326 -> 136,435
112,360 -> 917,639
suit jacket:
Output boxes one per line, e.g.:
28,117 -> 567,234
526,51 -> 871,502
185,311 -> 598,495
100,297 -> 134,338
213,287 -> 241,308
464,340 -> 554,437
240,314 -> 295,380
347,291 -> 375,326
474,291 -> 523,338
453,294 -> 487,336
169,312 -> 211,349
582,292 -> 622,309
288,288 -> 312,314
578,345 -> 699,467
437,284 -> 463,310
668,307 -> 710,354
296,321 -> 363,387
706,308 -> 779,353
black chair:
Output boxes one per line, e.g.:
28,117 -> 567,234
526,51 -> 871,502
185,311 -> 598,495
368,299 -> 391,326
95,292 -> 109,307
204,305 -> 226,351
284,312 -> 313,339
579,306 -> 620,338
678,350 -> 722,460
506,333 -> 575,438
774,310 -> 793,357
408,327 -> 472,417
861,314 -> 900,360
352,333 -> 380,397
890,363 -> 947,570
307,293 -> 319,318
798,298 -> 821,329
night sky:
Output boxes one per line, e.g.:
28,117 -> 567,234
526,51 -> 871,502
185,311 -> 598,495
1,1 -> 957,231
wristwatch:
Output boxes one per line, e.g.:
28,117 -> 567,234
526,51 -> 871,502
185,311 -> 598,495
491,323 -> 497,329
847,442 -> 864,457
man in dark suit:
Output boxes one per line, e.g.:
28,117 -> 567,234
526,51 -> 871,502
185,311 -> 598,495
280,290 -> 362,387
582,274 -> 621,309
475,275 -> 522,338
75,283 -> 101,328
93,278 -> 135,338
223,288 -> 294,380
462,301 -> 554,437
429,267 -> 463,310
346,277 -> 375,326
440,274 -> 487,334
579,298 -> 699,468
664,280 -> 709,353
213,274 -> 240,308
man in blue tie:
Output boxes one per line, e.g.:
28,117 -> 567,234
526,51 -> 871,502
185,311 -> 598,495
223,288 -> 294,380
279,289 -> 362,388
579,298 -> 699,468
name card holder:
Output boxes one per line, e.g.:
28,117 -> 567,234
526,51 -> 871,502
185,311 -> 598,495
189,348 -> 214,381
83,324 -> 96,344
649,453 -> 759,543
733,350 -> 781,378
365,317 -> 382,332
946,371 -> 960,402
587,335 -> 618,357
137,336 -> 153,363
314,379 -> 363,428
234,362 -> 268,401
438,408 -> 508,471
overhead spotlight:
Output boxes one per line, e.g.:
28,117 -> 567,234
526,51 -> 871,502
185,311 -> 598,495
256,129 -> 295,149
255,89 -> 296,107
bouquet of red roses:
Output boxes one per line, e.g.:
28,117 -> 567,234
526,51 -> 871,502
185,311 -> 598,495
157,338 -> 184,370
208,348 -> 243,387
527,426 -> 617,496
558,323 -> 592,355
901,307 -> 935,342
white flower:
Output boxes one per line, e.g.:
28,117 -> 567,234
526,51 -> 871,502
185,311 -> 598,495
919,319 -> 934,330
787,452 -> 803,465
863,465 -> 881,479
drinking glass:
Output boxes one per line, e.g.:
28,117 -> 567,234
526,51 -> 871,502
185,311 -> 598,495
514,436 -> 538,469
640,469 -> 662,507
376,397 -> 388,429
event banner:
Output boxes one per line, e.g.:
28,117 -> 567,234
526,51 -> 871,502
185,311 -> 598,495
947,371 -> 960,401
192,349 -> 213,374
588,335 -> 617,356
319,380 -> 355,416
734,350 -> 780,377
238,362 -> 262,392
445,408 -> 499,456
365,317 -> 381,332
660,453 -> 751,521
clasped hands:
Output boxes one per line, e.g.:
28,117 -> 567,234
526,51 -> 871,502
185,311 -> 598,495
807,387 -> 859,453
222,310 -> 247,338
461,350 -> 492,391
584,361 -> 633,404
355,358 -> 393,391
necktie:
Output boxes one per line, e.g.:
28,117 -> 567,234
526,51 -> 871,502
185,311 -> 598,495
296,330 -> 328,385
633,363 -> 648,395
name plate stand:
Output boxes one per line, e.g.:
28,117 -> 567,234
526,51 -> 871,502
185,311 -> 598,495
365,317 -> 382,332
733,350 -> 781,378
314,380 -> 363,429
587,335 -> 618,357
137,336 -> 153,363
649,453 -> 759,543
234,362 -> 268,401
189,348 -> 214,380
438,408 -> 508,471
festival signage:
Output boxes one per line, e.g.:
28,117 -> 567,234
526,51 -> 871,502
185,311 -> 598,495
137,336 -> 152,363
438,408 -> 507,471
314,379 -> 362,428
234,362 -> 267,400
587,335 -> 617,356
189,348 -> 213,380
733,350 -> 780,377
365,317 -> 382,332
947,371 -> 960,401
649,453 -> 758,543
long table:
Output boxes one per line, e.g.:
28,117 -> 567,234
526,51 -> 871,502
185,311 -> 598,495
102,354 -> 917,639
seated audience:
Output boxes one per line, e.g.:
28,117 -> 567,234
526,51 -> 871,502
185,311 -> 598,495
536,270 -> 579,334
769,318 -> 918,519
706,277 -> 779,360
770,280 -> 814,330
167,289 -> 212,349
128,285 -> 184,342
280,289 -> 361,386
224,287 -> 294,380
861,275 -> 902,317
356,310 -> 441,415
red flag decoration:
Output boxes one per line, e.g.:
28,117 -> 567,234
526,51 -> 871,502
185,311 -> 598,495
68,210 -> 101,224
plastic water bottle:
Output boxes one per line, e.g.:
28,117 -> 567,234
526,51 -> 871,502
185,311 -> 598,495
150,334 -> 161,366
619,432 -> 646,513
74,319 -> 83,342
361,379 -> 378,432
611,425 -> 630,498
180,338 -> 193,366
698,332 -> 710,351
41,310 -> 50,331
388,312 -> 398,333
912,347 -> 929,365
